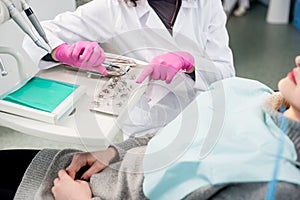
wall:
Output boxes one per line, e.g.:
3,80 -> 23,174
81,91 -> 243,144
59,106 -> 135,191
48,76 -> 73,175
258,0 -> 269,5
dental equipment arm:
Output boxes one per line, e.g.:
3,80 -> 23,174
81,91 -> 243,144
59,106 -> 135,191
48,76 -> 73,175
0,0 -> 19,23
0,0 -> 50,53
0,57 -> 8,76
20,0 -> 49,45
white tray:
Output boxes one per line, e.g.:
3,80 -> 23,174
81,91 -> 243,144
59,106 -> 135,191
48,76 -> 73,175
0,80 -> 85,124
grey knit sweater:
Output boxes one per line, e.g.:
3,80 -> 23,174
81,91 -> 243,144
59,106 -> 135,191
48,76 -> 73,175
14,94 -> 300,200
13,134 -> 154,200
263,92 -> 300,166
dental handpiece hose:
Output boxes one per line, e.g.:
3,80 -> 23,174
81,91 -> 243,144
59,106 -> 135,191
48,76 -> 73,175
20,0 -> 50,46
1,0 -> 50,53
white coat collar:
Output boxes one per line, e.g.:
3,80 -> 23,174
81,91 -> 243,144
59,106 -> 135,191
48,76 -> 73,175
136,0 -> 197,20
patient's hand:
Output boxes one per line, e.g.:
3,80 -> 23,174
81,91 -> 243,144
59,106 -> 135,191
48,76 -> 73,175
66,147 -> 117,180
52,169 -> 92,200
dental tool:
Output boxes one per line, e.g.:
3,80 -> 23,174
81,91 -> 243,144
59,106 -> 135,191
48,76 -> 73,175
1,0 -> 50,53
20,0 -> 51,50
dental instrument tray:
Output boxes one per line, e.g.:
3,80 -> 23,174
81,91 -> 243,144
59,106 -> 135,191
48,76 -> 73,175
89,63 -> 149,116
0,76 -> 85,124
63,54 -> 136,78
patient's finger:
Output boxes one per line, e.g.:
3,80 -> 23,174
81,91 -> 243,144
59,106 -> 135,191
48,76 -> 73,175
58,169 -> 71,180
66,154 -> 87,179
53,178 -> 59,186
81,163 -> 105,180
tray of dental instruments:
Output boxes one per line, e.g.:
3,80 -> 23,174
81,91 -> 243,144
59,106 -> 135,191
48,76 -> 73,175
63,53 -> 137,77
88,54 -> 149,116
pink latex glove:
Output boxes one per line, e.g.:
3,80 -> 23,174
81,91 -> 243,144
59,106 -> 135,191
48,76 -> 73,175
136,51 -> 194,84
54,41 -> 107,75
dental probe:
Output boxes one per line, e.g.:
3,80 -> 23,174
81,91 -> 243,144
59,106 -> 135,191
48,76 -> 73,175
2,0 -> 50,53
20,0 -> 51,50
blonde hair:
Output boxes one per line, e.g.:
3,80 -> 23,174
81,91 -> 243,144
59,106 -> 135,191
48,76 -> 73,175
265,92 -> 290,111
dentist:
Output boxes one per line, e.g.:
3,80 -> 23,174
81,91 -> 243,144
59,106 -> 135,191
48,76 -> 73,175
23,0 -> 234,89
22,0 -> 235,136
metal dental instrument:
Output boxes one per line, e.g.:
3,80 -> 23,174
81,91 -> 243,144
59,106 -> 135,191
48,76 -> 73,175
2,0 -> 50,53
0,57 -> 8,76
20,0 -> 51,50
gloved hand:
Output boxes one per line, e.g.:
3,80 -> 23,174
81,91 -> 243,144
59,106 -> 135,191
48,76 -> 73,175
136,51 -> 194,84
0,0 -> 23,24
53,41 -> 107,75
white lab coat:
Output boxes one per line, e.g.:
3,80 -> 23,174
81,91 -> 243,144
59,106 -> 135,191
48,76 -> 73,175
23,0 -> 235,137
23,0 -> 234,91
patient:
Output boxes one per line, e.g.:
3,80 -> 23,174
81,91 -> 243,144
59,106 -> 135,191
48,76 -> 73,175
2,56 -> 300,200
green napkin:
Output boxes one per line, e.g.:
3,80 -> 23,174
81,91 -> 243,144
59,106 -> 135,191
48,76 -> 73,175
3,77 -> 78,113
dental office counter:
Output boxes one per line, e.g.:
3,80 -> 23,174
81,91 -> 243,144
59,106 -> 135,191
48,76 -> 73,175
0,62 -> 143,150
